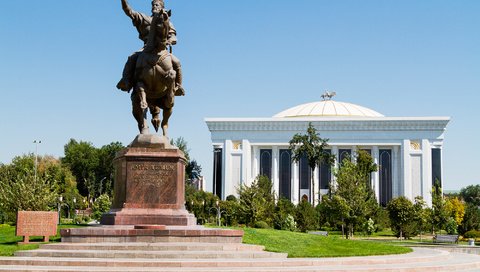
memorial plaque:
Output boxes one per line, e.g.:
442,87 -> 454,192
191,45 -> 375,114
16,211 -> 58,243
126,161 -> 177,205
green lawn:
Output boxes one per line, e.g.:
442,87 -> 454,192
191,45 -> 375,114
0,224 -> 86,256
1,224 -> 412,258
241,228 -> 412,257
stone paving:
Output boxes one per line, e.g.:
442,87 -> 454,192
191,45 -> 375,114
0,242 -> 480,271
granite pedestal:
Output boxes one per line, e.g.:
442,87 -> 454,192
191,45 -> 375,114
100,134 -> 195,226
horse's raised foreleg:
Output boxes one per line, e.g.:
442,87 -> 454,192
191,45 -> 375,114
132,87 -> 149,134
161,107 -> 172,137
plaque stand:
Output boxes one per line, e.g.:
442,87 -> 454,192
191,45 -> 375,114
100,134 -> 196,226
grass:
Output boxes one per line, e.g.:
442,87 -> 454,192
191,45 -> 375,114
1,223 -> 412,258
0,224 -> 87,256
240,227 -> 412,257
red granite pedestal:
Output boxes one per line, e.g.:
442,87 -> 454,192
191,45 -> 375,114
100,134 -> 196,226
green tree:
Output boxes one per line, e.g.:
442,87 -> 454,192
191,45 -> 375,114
319,195 -> 350,237
274,197 -> 296,231
289,123 -> 333,205
333,158 -> 377,239
96,142 -> 124,197
387,196 -> 417,239
295,199 -> 317,232
459,203 -> 480,234
0,156 -> 58,221
62,139 -> 99,199
460,185 -> 480,206
62,139 -> 124,200
91,194 -> 112,221
431,181 -> 448,234
237,176 -> 275,227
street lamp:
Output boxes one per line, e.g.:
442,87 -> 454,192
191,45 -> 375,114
33,140 -> 41,181
57,196 -> 63,224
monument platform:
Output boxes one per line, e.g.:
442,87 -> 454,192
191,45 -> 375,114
61,225 -> 244,243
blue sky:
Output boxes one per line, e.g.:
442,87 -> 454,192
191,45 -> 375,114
0,1 -> 479,191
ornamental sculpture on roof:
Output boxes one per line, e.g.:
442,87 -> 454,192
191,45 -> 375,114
116,0 -> 185,136
321,91 -> 336,101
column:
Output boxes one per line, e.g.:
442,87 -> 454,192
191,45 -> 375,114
272,146 -> 280,198
372,146 -> 380,202
313,166 -> 319,204
422,139 -> 432,206
401,140 -> 410,199
252,146 -> 259,186
292,161 -> 299,204
242,139 -> 251,187
393,145 -> 401,199
331,146 -> 339,190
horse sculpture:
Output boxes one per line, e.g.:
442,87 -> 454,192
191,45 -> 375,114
132,10 -> 176,136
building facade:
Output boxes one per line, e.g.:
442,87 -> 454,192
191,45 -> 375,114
205,99 -> 450,206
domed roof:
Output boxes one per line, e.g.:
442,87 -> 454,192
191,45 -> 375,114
273,100 -> 384,118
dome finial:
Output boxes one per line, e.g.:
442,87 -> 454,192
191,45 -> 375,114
321,91 -> 336,101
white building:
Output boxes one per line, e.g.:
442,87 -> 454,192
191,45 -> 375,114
205,98 -> 449,206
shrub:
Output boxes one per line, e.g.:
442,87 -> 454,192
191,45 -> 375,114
254,221 -> 270,229
463,230 -> 480,239
273,198 -> 295,230
60,218 -> 74,225
92,194 -> 111,220
295,200 -> 317,232
445,217 -> 458,235
387,197 -> 418,239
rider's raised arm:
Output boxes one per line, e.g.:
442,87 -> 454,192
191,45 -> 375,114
121,0 -> 135,19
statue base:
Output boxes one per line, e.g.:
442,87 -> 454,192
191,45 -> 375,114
100,134 -> 196,226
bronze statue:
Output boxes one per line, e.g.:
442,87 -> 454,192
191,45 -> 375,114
117,0 -> 184,136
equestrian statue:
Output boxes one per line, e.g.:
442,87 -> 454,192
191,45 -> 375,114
117,0 -> 184,136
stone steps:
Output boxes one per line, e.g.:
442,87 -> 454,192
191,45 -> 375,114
40,242 -> 265,252
14,249 -> 285,259
1,244 -> 480,271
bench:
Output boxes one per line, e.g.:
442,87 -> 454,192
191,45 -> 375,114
309,231 -> 328,236
433,234 -> 459,244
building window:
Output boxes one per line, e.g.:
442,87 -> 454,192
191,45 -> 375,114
432,148 -> 442,187
279,149 -> 292,200
319,150 -> 331,190
379,149 -> 392,206
339,149 -> 351,166
213,148 -> 223,198
260,149 -> 272,180
299,154 -> 311,200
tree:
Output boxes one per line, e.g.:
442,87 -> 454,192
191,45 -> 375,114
460,185 -> 480,206
61,139 -> 124,200
91,194 -> 112,221
431,181 -> 449,234
319,195 -> 350,237
171,137 -> 190,162
62,139 -> 99,199
96,142 -> 124,197
295,199 -> 317,232
237,176 -> 275,227
445,197 -> 466,226
387,197 -> 417,239
0,155 -> 59,222
186,159 -> 202,181
289,123 -> 333,205
332,158 -> 378,239
459,203 -> 480,234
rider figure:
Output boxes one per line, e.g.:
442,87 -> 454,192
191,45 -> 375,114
117,0 -> 184,96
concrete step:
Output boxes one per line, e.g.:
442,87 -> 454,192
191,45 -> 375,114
0,252 -> 479,271
14,249 -> 286,259
40,242 -> 265,252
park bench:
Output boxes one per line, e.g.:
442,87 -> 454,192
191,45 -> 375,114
309,231 -> 328,236
433,234 -> 459,244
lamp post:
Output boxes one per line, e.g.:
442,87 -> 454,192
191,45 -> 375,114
33,140 -> 41,181
57,196 -> 63,224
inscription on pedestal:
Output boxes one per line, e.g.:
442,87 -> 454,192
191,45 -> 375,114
126,161 -> 177,205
